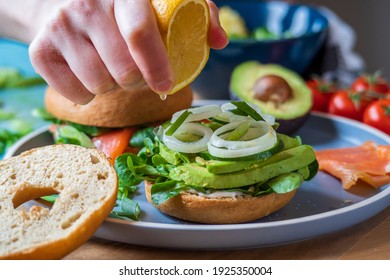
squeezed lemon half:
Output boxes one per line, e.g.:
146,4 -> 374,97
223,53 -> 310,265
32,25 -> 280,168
151,0 -> 210,95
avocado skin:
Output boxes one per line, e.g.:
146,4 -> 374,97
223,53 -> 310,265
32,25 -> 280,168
169,145 -> 316,189
230,61 -> 312,135
276,113 -> 310,135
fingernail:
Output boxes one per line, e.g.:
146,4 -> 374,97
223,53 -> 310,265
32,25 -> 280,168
155,79 -> 173,94
77,93 -> 95,105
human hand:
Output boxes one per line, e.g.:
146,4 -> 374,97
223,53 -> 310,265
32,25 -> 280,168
29,0 -> 228,104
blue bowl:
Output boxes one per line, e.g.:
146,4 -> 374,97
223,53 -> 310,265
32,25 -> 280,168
192,0 -> 328,99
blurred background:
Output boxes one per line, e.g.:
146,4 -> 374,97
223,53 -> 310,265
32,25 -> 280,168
299,0 -> 390,81
192,0 -> 390,99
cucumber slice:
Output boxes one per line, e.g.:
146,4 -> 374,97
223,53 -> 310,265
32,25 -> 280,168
202,137 -> 284,162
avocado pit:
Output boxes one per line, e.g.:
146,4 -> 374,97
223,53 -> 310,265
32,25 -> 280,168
229,62 -> 313,135
253,75 -> 292,105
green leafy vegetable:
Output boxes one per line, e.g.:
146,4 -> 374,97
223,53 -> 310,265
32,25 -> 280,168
130,127 -> 155,147
41,194 -> 59,203
9,119 -> 33,136
150,180 -> 187,205
0,120 -> 33,154
0,68 -> 46,88
0,109 -> 15,120
54,125 -> 94,148
0,129 -> 25,154
31,108 -> 58,122
67,122 -> 109,137
267,173 -> 303,193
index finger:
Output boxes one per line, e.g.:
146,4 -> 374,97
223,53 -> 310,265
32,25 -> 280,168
114,0 -> 174,95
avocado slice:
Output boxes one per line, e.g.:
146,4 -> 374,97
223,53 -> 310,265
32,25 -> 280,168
230,61 -> 312,135
169,145 -> 316,189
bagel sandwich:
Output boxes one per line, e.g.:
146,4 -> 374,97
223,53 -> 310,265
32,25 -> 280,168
40,86 -> 193,220
116,101 -> 318,224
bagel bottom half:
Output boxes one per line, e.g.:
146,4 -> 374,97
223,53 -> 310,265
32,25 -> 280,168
144,180 -> 297,224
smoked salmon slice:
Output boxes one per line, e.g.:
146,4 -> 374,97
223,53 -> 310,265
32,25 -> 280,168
315,141 -> 390,189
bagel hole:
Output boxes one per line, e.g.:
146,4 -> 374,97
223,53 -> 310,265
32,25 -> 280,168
10,174 -> 16,180
77,170 -> 86,175
90,154 -> 100,164
56,172 -> 63,179
11,237 -> 19,243
61,212 -> 82,230
12,185 -> 59,212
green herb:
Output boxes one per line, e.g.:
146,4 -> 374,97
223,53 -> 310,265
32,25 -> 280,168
41,194 -> 59,203
0,68 -> 46,88
231,101 -> 265,121
165,110 -> 191,136
110,196 -> 141,221
226,121 -> 250,141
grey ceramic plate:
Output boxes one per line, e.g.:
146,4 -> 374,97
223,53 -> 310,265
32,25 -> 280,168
5,103 -> 390,249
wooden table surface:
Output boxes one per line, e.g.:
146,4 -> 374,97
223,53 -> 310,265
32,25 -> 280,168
64,206 -> 390,260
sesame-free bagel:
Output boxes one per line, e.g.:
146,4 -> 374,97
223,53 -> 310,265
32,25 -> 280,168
45,85 -> 193,127
0,144 -> 117,259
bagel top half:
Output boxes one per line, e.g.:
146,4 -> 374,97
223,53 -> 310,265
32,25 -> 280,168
45,85 -> 193,128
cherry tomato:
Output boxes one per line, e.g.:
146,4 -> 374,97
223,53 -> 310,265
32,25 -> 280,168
306,79 -> 337,112
351,72 -> 389,100
363,99 -> 390,134
328,90 -> 371,121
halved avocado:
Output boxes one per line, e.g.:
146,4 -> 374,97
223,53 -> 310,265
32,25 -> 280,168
230,61 -> 312,135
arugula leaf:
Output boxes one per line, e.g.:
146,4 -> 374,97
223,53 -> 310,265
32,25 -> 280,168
115,153 -> 144,189
130,127 -> 155,147
150,180 -> 188,205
